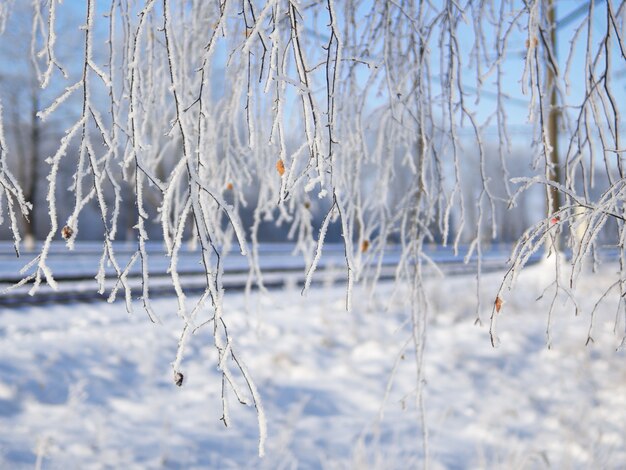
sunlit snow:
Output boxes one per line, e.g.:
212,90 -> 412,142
1,261 -> 625,468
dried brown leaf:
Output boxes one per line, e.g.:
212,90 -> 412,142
495,296 -> 503,313
276,159 -> 285,176
61,225 -> 73,240
174,371 -> 184,387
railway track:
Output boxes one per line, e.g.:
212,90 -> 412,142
0,242 -> 522,307
0,242 -> 576,311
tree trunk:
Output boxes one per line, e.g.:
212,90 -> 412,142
546,0 -> 560,217
23,78 -> 40,246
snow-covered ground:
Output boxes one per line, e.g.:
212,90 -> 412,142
1,260 -> 625,469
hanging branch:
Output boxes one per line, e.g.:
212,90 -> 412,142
2,0 -> 626,460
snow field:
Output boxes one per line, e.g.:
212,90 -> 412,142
0,261 -> 625,468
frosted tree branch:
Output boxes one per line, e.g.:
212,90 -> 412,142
1,0 -> 626,459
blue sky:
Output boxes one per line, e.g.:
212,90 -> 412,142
3,0 -> 624,152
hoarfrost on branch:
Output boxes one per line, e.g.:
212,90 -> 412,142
1,0 -> 625,458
